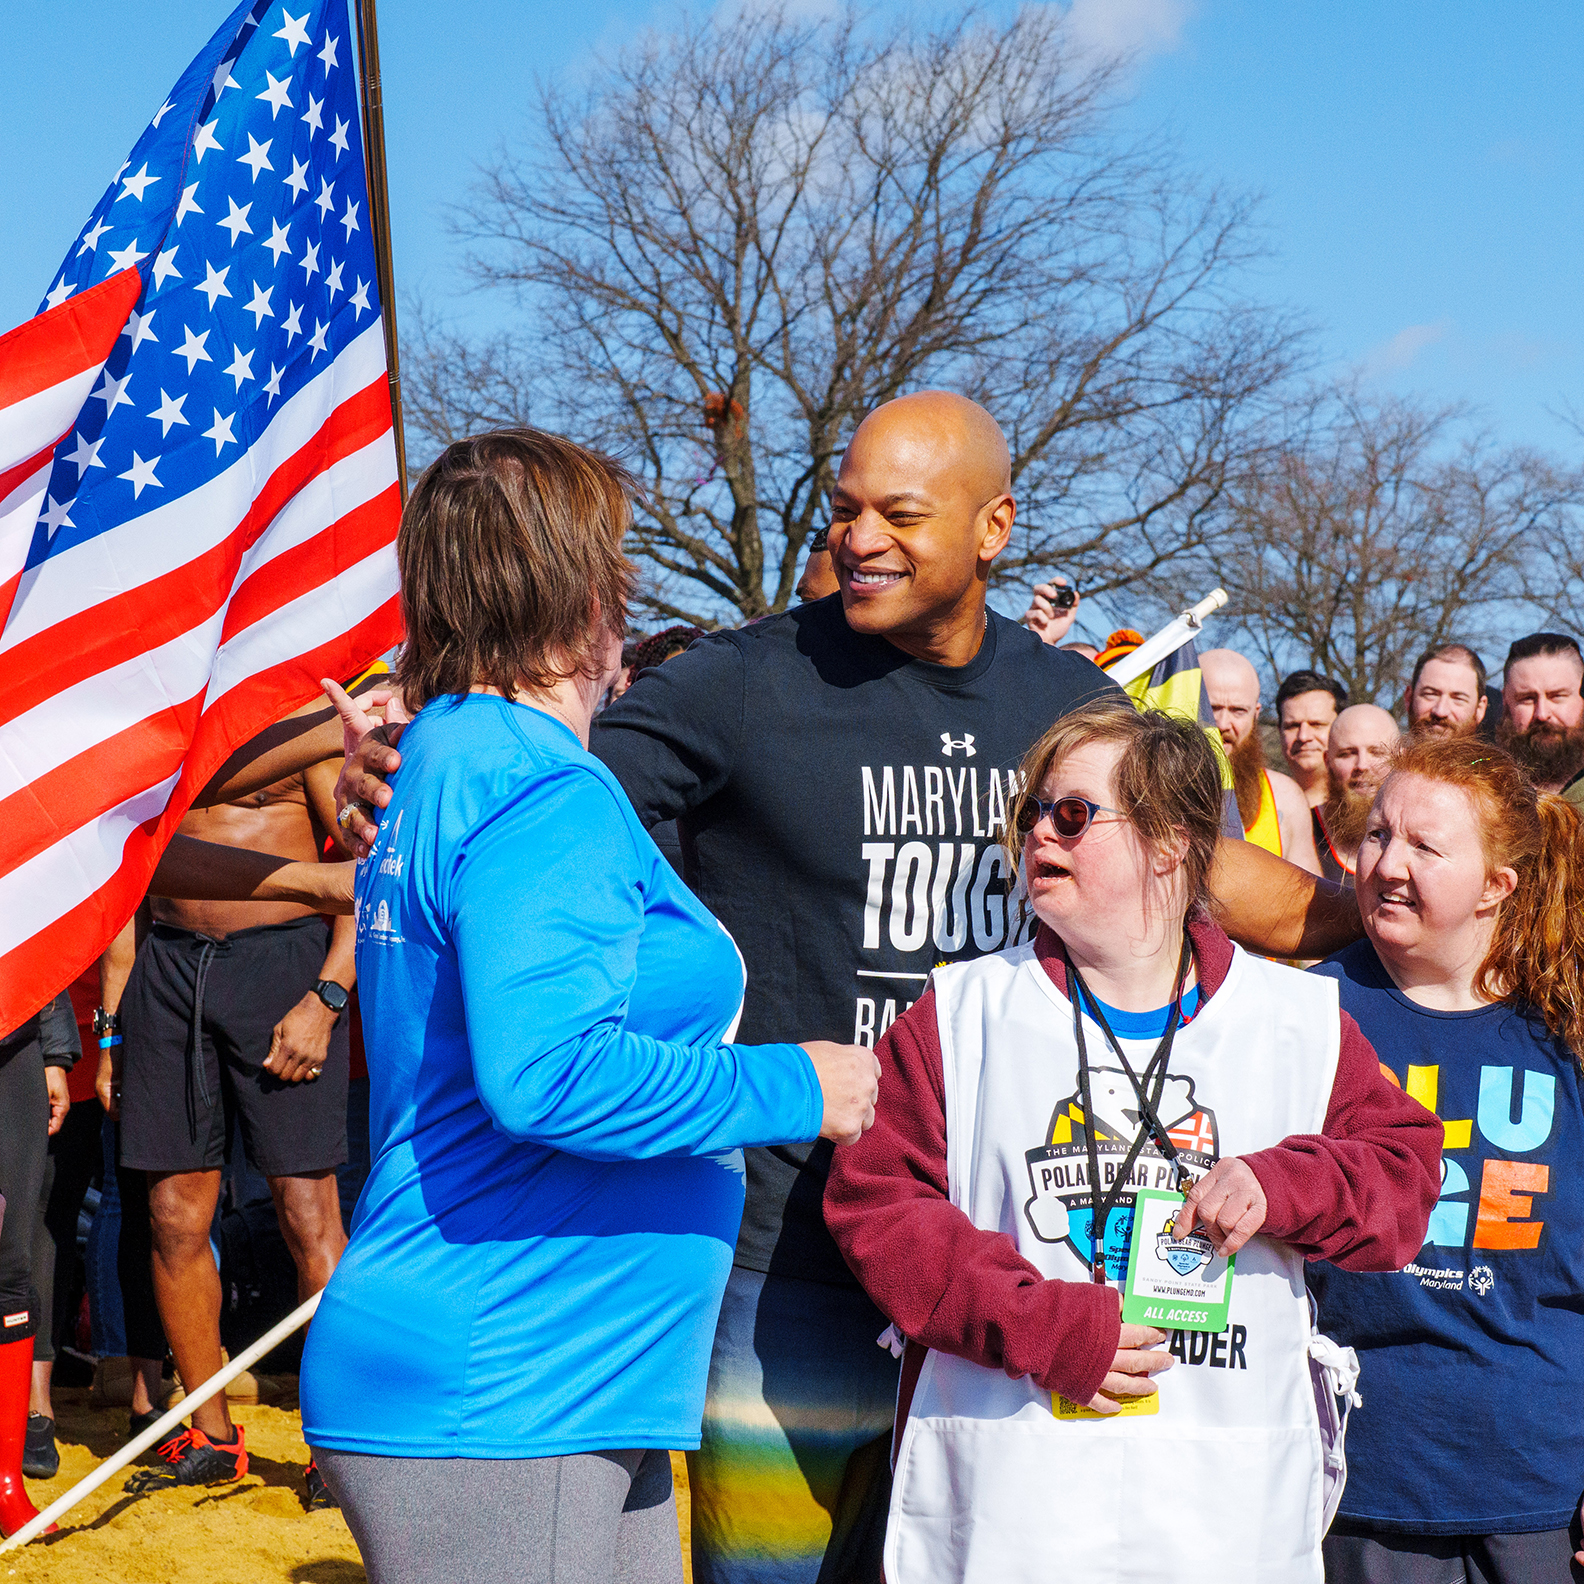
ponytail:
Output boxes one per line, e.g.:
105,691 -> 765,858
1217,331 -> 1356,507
1479,792 -> 1584,1060
1386,736 -> 1584,1061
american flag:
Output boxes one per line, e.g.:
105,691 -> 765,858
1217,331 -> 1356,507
0,0 -> 402,1031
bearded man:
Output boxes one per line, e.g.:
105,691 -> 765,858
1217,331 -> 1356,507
1313,704 -> 1400,886
1200,649 -> 1320,872
1404,644 -> 1487,739
1497,632 -> 1584,797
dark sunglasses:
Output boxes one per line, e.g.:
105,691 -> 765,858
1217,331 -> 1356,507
1016,794 -> 1121,841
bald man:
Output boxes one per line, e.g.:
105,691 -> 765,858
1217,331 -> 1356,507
578,390 -> 1124,1580
1200,649 -> 1320,873
1313,704 -> 1400,886
304,395 -> 1365,1584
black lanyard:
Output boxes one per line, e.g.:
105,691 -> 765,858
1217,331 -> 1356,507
1064,936 -> 1194,1284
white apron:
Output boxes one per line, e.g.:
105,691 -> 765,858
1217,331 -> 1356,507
888,941 -> 1340,1584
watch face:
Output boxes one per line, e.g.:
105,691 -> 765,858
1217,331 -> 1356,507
317,981 -> 349,1012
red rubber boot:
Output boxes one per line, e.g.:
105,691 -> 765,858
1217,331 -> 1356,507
0,1334 -> 50,1537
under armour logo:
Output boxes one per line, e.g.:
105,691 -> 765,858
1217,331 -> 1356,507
940,733 -> 976,757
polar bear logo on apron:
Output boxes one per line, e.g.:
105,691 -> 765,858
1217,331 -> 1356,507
1022,1067 -> 1219,1276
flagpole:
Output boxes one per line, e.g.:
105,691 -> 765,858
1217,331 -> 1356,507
353,0 -> 408,501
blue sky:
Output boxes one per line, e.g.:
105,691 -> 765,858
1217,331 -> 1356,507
4,0 -> 1580,459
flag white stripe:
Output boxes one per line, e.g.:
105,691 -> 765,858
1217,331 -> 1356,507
0,609 -> 227,803
0,365 -> 103,471
0,436 -> 394,800
229,427 -> 396,590
1,318 -> 389,652
0,454 -> 52,518
205,542 -> 399,706
0,775 -> 179,958
0,459 -> 53,589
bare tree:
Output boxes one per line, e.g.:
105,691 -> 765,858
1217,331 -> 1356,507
1194,385 -> 1576,702
1517,408 -> 1584,639
406,6 -> 1299,626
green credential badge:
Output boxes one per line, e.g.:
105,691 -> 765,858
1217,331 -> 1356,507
1121,1187 -> 1235,1333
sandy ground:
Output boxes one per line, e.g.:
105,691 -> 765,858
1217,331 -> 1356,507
8,1386 -> 694,1584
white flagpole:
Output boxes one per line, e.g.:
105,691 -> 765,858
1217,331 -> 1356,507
0,1290 -> 323,1552
1104,589 -> 1229,688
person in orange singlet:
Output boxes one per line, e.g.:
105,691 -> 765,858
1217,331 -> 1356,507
1201,649 -> 1319,873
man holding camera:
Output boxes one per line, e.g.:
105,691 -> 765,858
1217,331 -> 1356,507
1020,576 -> 1081,644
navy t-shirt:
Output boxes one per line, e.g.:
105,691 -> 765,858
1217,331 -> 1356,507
1307,940 -> 1584,1535
592,597 -> 1118,1284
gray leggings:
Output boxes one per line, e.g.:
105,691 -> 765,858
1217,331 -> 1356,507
314,1447 -> 683,1584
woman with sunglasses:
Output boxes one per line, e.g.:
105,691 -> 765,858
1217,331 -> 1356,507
825,696 -> 1440,1583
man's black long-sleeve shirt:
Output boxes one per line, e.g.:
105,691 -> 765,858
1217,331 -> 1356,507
591,595 -> 1117,1285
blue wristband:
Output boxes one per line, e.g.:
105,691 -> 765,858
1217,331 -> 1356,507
98,1034 -> 123,1050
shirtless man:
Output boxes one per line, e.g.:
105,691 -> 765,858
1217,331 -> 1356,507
1275,669 -> 1349,809
1200,649 -> 1320,873
1312,704 -> 1400,887
110,752 -> 352,1504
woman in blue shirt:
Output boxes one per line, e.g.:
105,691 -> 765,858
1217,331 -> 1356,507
1308,734 -> 1584,1584
299,430 -> 879,1584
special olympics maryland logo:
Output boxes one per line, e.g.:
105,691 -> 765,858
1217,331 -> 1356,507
1154,1204 -> 1215,1276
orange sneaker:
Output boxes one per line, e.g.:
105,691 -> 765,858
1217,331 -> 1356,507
126,1423 -> 248,1491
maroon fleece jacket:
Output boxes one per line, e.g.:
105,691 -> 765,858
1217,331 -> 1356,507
824,917 -> 1442,1412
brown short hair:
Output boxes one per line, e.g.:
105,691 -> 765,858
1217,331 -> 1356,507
1006,696 -> 1225,917
394,428 -> 637,709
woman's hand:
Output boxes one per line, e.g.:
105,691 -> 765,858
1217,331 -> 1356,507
45,1065 -> 71,1135
1173,1158 -> 1268,1255
1086,1323 -> 1172,1413
96,1044 -> 121,1120
322,677 -> 409,857
801,1041 -> 881,1145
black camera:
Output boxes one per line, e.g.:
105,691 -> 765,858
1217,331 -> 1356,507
1050,584 -> 1077,610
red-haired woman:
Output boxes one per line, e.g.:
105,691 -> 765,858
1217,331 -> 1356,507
1308,736 -> 1584,1582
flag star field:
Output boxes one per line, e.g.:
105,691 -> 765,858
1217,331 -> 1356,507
32,3 -> 379,568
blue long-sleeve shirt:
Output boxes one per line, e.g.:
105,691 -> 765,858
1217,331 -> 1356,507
300,693 -> 823,1456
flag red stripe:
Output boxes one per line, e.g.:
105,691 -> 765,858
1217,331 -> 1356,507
0,693 -> 205,882
0,271 -> 142,413
220,482 -> 400,644
173,593 -> 402,814
0,437 -> 61,508
0,595 -> 401,1032
0,570 -> 21,637
0,375 -> 392,729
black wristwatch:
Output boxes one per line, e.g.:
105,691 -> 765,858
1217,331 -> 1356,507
313,979 -> 350,1016
93,1008 -> 120,1037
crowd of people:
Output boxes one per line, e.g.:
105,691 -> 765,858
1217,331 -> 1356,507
1,389 -> 1581,1584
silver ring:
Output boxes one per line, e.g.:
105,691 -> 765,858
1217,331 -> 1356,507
335,801 -> 362,831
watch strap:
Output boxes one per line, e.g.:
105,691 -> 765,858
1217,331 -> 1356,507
313,978 -> 349,1013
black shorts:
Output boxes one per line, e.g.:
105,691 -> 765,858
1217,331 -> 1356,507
120,918 -> 349,1177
